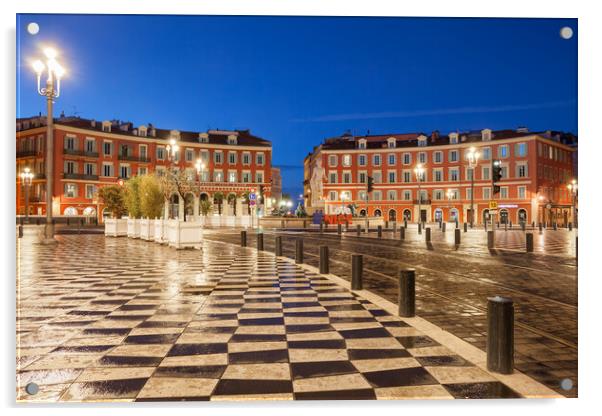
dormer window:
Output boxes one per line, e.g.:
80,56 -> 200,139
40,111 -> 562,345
449,132 -> 459,144
358,139 -> 367,149
417,135 -> 428,147
138,126 -> 147,137
170,130 -> 181,140
387,137 -> 397,148
481,129 -> 492,141
227,134 -> 238,145
199,133 -> 209,143
102,121 -> 111,133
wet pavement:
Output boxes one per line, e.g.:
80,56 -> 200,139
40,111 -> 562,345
15,232 -> 556,402
204,224 -> 577,398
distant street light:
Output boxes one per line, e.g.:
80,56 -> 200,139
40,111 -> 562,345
466,147 -> 480,227
414,163 -> 425,224
20,167 -> 34,223
567,179 -> 578,228
33,47 -> 66,244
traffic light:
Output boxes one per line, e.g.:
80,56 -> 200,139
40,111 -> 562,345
367,176 -> 374,193
258,185 -> 264,204
493,185 -> 501,195
492,160 -> 503,182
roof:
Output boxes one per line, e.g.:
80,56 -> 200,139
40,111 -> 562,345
16,115 -> 272,148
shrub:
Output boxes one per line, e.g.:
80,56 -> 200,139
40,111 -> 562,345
139,175 -> 164,219
98,185 -> 127,219
124,176 -> 142,218
200,199 -> 212,216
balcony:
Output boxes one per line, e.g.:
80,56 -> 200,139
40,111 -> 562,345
118,154 -> 151,163
63,173 -> 99,180
16,150 -> 39,158
63,148 -> 99,158
413,199 -> 432,205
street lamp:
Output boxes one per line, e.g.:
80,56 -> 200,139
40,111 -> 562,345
20,167 -> 34,223
414,163 -> 425,224
32,47 -> 66,244
446,189 -> 453,222
166,138 -> 179,166
466,147 -> 480,228
567,180 -> 578,228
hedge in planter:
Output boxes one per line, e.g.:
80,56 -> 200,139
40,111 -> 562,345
124,176 -> 142,219
98,185 -> 127,218
140,174 -> 164,219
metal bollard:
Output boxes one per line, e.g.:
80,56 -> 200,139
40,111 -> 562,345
463,222 -> 468,233
398,269 -> 415,317
454,228 -> 460,245
439,220 -> 442,229
18,225 -> 23,238
295,239 -> 303,264
569,222 -> 573,231
418,223 -> 422,235
337,223 -> 342,235
377,225 -> 382,238
404,219 -> 407,229
356,224 -> 361,236
487,230 -> 494,249
393,223 -> 396,235
320,222 -> 323,233
351,254 -> 363,290
366,220 -> 369,233
399,226 -> 405,240
275,236 -> 282,256
487,296 -> 514,374
345,221 -> 349,232
240,230 -> 247,247
385,220 -> 389,229
553,223 -> 557,231
442,222 -> 446,233
257,232 -> 264,251
425,227 -> 431,242
526,233 -> 533,252
319,246 -> 329,274
504,222 -> 507,232
538,223 -> 543,233
303,220 -> 307,229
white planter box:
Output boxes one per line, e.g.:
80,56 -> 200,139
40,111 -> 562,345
105,218 -> 128,237
225,216 -> 236,227
154,219 -> 166,243
166,220 -> 202,249
127,218 -> 141,238
140,218 -> 155,241
240,216 -> 251,228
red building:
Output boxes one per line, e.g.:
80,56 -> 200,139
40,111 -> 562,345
304,128 -> 577,226
16,115 -> 273,221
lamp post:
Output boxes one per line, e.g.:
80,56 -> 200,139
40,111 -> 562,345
567,180 -> 578,228
446,189 -> 453,223
195,159 -> 206,218
466,147 -> 480,228
165,138 -> 180,218
32,47 -> 65,244
414,163 -> 425,224
20,167 -> 34,223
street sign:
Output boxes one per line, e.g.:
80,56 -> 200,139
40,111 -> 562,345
249,193 -> 256,201
250,200 -> 256,206
489,200 -> 498,209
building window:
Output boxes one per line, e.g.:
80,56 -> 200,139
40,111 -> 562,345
256,171 -> 264,183
228,171 -> 237,182
343,172 -> 351,184
358,190 -> 367,200
482,166 -> 490,180
242,172 -> 251,183
466,188 -> 472,200
481,147 -> 491,160
434,151 -> 443,163
84,163 -> 95,176
85,184 -> 96,199
434,170 -> 443,182
328,155 -> 338,167
403,153 -> 411,165
64,183 -> 77,198
373,191 -> 382,201
358,155 -> 367,166
358,172 -> 367,183
120,165 -> 131,179
103,141 -> 113,156
156,147 -> 165,160
214,171 -> 223,182
434,190 -> 443,200
418,152 -> 427,164
85,138 -> 95,153
185,149 -> 194,162
500,187 -> 509,199
501,166 -> 508,179
214,151 -> 223,164
227,136 -> 237,145
467,167 -> 474,181
329,191 -> 337,201
64,136 -> 76,150
388,154 -> 396,165
517,164 -> 528,178
388,171 -> 396,183
139,145 -> 147,160
403,190 -> 412,200
498,145 -> 509,158
372,154 -> 381,166
449,150 -> 458,162
329,172 -> 337,184
387,190 -> 397,200
139,166 -> 147,176
229,151 -> 237,164
516,142 -> 527,157
373,171 -> 382,183
483,187 -> 491,200
518,186 -> 526,199
64,161 -> 76,174
342,154 -> 352,167
450,168 -> 459,181
388,138 -> 396,148
242,152 -> 251,165
103,163 -> 113,177
358,140 -> 366,149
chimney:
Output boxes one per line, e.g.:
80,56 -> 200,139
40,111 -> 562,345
91,119 -> 96,127
430,130 -> 440,142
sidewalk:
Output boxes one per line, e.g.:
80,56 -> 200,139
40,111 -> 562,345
17,234 -> 560,401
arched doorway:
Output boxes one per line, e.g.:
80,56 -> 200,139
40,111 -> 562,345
64,206 -> 78,216
499,209 -> 509,224
434,208 -> 443,223
518,208 -> 527,224
359,209 -> 367,217
83,207 -> 96,217
200,193 -> 209,201
403,209 -> 412,221
482,209 -> 490,225
388,209 -> 397,221
374,209 -> 382,217
449,208 -> 459,223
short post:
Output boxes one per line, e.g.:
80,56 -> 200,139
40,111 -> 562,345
345,221 -> 349,232
418,223 -> 422,235
399,226 -> 405,240
240,230 -> 247,247
398,269 -> 415,317
337,223 -> 342,235
526,233 -> 533,252
295,238 -> 303,264
521,222 -> 525,232
303,219 -> 307,229
439,220 -> 442,229
319,245 -> 329,274
275,236 -> 282,256
366,220 -> 369,233
18,225 -> 23,238
442,222 -> 446,233
463,222 -> 468,233
257,232 -> 264,251
404,219 -> 407,229
385,220 -> 389,229
392,223 -> 396,235
377,225 -> 382,238
487,230 -> 494,249
487,296 -> 514,374
553,222 -> 557,231
504,222 -> 507,231
509,221 -> 512,228
569,222 -> 573,231
356,224 -> 361,236
319,222 -> 323,233
454,228 -> 460,245
538,223 -> 543,233
351,254 -> 363,290
425,227 -> 431,242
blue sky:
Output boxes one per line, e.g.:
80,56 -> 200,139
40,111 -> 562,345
16,15 -> 577,197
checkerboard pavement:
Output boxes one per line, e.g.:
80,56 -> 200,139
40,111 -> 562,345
17,234 -> 525,402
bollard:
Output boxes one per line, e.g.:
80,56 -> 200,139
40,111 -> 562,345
484,221 -> 487,232
404,219 -> 407,229
393,223 -> 396,235
538,223 -> 543,233
497,222 -> 500,229
439,220 -> 442,229
487,230 -> 494,249
553,223 -> 557,231
275,236 -> 282,256
486,296 -> 514,374
398,269 -> 415,317
399,226 -> 405,240
521,222 -> 525,232
18,225 -> 23,238
418,223 -> 422,235
377,225 -> 382,238
454,228 -> 460,245
442,222 -> 446,233
320,222 -> 323,233
569,222 -> 573,231
351,254 -> 363,290
257,233 -> 264,251
319,246 -> 329,274
509,221 -> 512,228
526,233 -> 533,252
366,220 -> 370,233
463,222 -> 468,233
345,221 -> 349,232
240,230 -> 247,247
531,221 -> 535,228
385,220 -> 389,229
295,239 -> 303,264
504,222 -> 507,232
337,223 -> 342,235
425,227 -> 431,242
356,224 -> 361,236
303,220 -> 307,229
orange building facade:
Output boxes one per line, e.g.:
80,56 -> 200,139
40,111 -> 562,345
16,115 -> 273,221
304,128 -> 577,226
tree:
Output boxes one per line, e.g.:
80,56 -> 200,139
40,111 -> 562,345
200,199 -> 212,216
139,175 -> 164,219
98,185 -> 127,219
295,202 -> 307,217
241,190 -> 251,215
158,169 -> 194,221
124,176 -> 142,218
227,193 -> 238,216
213,191 -> 224,215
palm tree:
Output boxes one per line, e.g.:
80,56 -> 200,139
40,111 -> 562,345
241,191 -> 251,215
227,193 -> 238,216
213,191 -> 224,215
